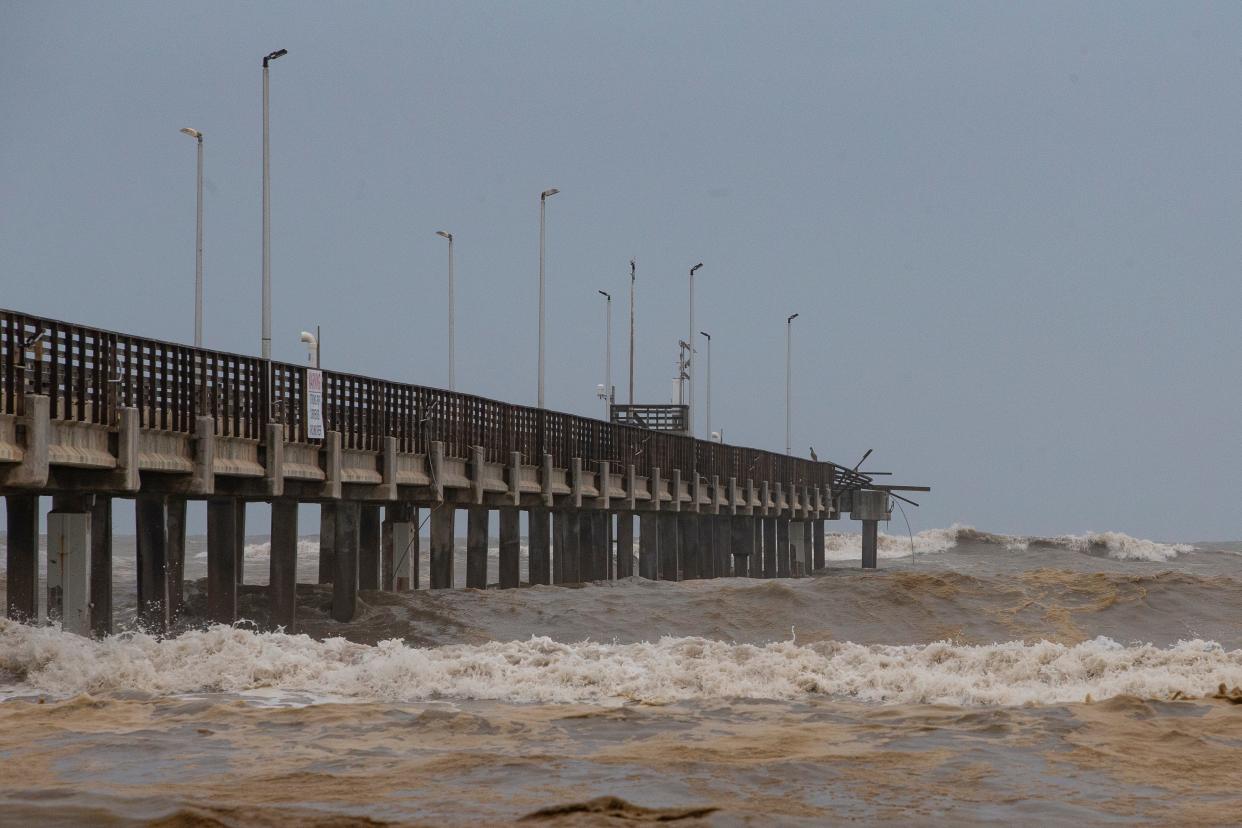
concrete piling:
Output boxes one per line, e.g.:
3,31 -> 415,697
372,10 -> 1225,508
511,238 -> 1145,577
658,512 -> 679,581
731,515 -> 752,577
47,503 -> 90,635
90,495 -> 113,637
269,499 -> 298,631
135,495 -> 168,632
359,504 -> 382,591
234,500 -> 246,585
331,501 -> 360,621
528,508 -> 550,585
166,497 -> 187,623
862,520 -> 878,569
430,505 -> 454,589
679,513 -> 700,580
466,506 -> 488,589
5,495 -> 39,623
802,520 -> 813,576
561,510 -> 582,583
616,513 -> 634,578
750,518 -> 763,578
777,517 -> 791,578
552,509 -> 566,584
499,508 -> 520,588
762,517 -> 777,578
813,519 -> 825,571
638,512 -> 659,580
207,497 -> 238,624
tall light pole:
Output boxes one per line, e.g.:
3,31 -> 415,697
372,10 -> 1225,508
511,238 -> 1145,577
598,290 -> 612,419
261,47 -> 287,360
180,127 -> 203,347
537,187 -> 559,408
687,263 -> 703,435
699,330 -> 711,440
786,312 -> 799,455
436,231 -> 455,390
628,259 -> 635,405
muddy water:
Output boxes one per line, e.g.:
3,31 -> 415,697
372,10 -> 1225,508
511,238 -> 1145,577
1,526 -> 1241,825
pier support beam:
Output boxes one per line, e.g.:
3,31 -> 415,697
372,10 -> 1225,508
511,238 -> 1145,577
580,509 -> 597,582
862,520 -> 878,569
599,512 -> 612,581
166,498 -> 187,622
430,505 -> 454,589
750,519 -> 762,578
528,508 -> 550,585
762,517 -> 777,579
318,503 -> 336,584
679,513 -> 700,580
777,517 -> 791,578
713,516 -> 732,577
207,497 -> 238,624
801,520 -> 813,577
616,513 -> 634,578
659,512 -> 679,581
5,494 -> 38,623
639,513 -> 659,580
90,495 -> 112,637
813,519 -> 825,572
552,510 -> 566,584
358,504 -> 381,591
47,504 -> 90,636
499,508 -> 520,589
136,495 -> 168,632
561,511 -> 582,583
235,501 -> 246,585
731,515 -> 752,577
332,501 -> 360,620
269,499 -> 298,632
466,506 -> 488,589
386,503 -> 415,590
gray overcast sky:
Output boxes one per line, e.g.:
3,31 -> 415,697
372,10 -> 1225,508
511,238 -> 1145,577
3,1 -> 1240,540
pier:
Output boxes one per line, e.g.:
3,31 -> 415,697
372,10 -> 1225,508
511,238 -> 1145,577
1,308 -> 922,636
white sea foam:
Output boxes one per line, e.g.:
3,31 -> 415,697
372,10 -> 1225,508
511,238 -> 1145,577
1,622 -> 1237,707
1046,531 -> 1193,563
241,539 -> 321,559
822,524 -> 970,560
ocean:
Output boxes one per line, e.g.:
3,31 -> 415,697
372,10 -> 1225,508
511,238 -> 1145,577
1,525 -> 1240,825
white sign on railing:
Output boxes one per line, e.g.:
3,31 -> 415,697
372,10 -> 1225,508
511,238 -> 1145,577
306,368 -> 324,439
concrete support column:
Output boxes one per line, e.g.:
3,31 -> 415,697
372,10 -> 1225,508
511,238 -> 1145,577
862,520 -> 878,569
234,500 -> 247,585
604,512 -> 614,580
616,513 -> 634,578
332,501 -> 360,620
269,499 -> 298,632
713,516 -> 732,577
750,518 -> 763,578
777,517 -> 791,578
499,509 -> 521,588
5,494 -> 39,623
551,510 -> 566,584
90,495 -> 113,637
578,509 -> 596,582
679,513 -> 700,580
358,504 -> 382,591
386,502 -> 415,591
813,519 -> 826,572
528,508 -> 550,585
700,515 -> 716,579
638,512 -> 659,580
136,495 -> 169,632
466,506 -> 489,589
430,505 -> 455,589
47,507 -> 91,636
730,515 -> 752,577
658,512 -> 679,581
564,511 -> 583,583
802,520 -> 813,577
207,497 -> 238,624
762,517 -> 777,579
318,503 -> 336,584
166,497 -> 187,622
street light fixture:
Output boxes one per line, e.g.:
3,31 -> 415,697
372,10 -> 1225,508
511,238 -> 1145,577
180,127 -> 203,347
436,231 -> 455,390
688,263 -> 703,436
299,330 -> 319,367
261,47 -> 287,360
537,187 -> 559,408
598,290 -> 612,419
786,312 -> 799,455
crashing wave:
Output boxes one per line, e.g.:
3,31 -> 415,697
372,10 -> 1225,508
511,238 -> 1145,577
2,622 -> 1238,708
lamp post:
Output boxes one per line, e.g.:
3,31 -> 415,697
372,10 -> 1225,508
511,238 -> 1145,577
687,262 -> 703,436
436,231 -> 455,390
786,312 -> 799,455
628,259 -> 635,405
537,187 -> 559,408
299,330 -> 319,367
598,290 -> 612,419
699,330 -> 711,440
261,47 -> 287,360
180,127 -> 203,347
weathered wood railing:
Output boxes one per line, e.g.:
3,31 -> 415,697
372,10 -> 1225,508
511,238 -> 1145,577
1,309 -> 850,492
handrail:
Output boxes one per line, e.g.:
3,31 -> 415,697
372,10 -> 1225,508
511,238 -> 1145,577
0,308 -> 850,493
